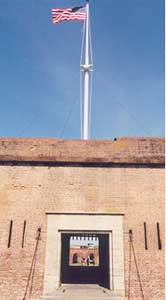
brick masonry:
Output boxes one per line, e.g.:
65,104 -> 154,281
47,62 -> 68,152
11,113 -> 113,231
0,137 -> 164,300
69,246 -> 99,266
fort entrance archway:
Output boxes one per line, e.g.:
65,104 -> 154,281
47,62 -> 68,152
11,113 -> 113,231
61,233 -> 110,288
44,212 -> 125,298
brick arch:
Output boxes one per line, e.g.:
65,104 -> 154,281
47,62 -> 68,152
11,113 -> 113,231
73,253 -> 78,264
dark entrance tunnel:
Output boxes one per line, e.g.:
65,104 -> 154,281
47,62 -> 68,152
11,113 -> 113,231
60,233 -> 110,289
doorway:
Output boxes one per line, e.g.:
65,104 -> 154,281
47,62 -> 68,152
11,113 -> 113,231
61,233 -> 110,289
44,212 -> 125,296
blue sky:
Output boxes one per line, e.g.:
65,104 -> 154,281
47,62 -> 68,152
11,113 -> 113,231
0,0 -> 164,139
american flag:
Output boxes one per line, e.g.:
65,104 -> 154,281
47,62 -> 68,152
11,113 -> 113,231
52,6 -> 86,24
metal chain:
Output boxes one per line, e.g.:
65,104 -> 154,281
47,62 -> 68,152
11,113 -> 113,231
22,228 -> 41,300
128,230 -> 145,300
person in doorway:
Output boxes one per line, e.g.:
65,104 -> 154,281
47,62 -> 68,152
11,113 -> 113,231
89,253 -> 95,265
81,257 -> 86,265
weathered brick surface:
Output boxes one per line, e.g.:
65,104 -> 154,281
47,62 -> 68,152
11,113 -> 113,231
0,138 -> 164,300
0,137 -> 164,164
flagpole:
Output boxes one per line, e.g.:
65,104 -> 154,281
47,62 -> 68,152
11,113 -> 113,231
83,0 -> 90,140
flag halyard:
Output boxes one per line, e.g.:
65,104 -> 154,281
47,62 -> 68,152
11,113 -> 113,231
52,6 -> 86,24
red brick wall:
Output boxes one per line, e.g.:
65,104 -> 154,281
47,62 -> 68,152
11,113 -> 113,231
0,162 -> 164,300
0,137 -> 164,164
69,246 -> 99,265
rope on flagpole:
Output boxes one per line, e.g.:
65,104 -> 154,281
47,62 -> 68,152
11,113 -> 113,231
89,13 -> 93,67
89,69 -> 93,138
88,10 -> 93,138
60,16 -> 86,139
80,71 -> 83,139
80,20 -> 86,138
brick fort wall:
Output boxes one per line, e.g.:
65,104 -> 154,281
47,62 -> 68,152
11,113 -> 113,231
0,137 -> 164,300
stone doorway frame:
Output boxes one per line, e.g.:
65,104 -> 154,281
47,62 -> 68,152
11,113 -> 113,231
43,212 -> 125,297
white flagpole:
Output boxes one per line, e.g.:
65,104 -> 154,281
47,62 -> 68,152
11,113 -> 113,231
83,0 -> 90,140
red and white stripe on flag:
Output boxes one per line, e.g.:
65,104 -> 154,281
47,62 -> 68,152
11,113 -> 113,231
52,6 -> 86,24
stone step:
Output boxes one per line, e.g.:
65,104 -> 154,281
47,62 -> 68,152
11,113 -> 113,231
41,296 -> 124,300
38,284 -> 125,300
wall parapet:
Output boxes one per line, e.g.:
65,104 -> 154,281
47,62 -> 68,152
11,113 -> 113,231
0,137 -> 164,164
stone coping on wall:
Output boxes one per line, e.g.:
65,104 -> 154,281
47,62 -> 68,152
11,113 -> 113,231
0,137 -> 164,164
